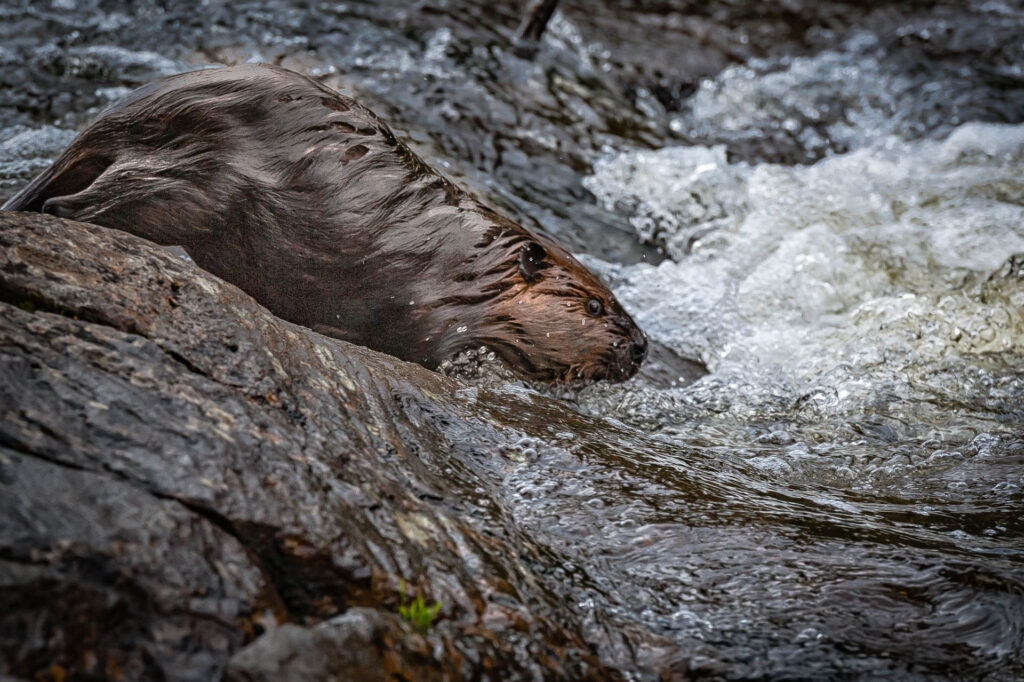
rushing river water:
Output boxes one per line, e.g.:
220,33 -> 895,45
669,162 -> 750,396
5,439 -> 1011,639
1,1 -> 1022,679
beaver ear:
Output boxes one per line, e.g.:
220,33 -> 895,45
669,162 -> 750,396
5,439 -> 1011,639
519,241 -> 547,282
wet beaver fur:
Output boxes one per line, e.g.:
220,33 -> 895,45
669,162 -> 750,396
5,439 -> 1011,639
3,64 -> 647,383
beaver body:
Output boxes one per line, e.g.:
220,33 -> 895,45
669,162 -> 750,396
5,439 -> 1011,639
4,64 -> 646,383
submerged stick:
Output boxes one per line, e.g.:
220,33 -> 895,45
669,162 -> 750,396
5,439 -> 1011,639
514,0 -> 560,58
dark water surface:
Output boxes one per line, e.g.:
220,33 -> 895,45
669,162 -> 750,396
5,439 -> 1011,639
1,1 -> 1023,679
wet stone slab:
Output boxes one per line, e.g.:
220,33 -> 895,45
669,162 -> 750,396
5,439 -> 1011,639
0,212 -> 627,681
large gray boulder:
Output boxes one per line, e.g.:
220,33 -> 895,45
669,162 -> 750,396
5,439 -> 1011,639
0,212 -> 631,681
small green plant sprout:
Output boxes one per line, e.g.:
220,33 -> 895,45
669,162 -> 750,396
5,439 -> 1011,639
398,579 -> 442,633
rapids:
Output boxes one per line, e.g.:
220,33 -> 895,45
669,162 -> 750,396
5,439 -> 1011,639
1,1 -> 1021,678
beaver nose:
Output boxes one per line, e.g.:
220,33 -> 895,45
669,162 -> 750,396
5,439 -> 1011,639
630,329 -> 648,365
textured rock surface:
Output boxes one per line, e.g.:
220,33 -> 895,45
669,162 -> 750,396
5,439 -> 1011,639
226,608 -> 440,682
0,212 -> 623,680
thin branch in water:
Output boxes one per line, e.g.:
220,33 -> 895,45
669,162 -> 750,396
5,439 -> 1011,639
513,0 -> 560,59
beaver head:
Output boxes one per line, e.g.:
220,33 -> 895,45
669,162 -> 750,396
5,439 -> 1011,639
2,63 -> 647,384
415,218 -> 648,383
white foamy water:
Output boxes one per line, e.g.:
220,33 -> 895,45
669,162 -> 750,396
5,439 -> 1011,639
584,122 -> 1024,481
673,33 -> 932,157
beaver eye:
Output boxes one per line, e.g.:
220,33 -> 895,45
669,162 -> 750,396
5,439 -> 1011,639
585,298 -> 604,317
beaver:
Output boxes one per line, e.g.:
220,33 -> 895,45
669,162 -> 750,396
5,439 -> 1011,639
3,63 -> 647,383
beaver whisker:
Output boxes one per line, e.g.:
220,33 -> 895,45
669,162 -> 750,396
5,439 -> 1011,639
480,340 -> 537,375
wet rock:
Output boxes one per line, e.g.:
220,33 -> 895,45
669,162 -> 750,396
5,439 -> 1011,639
565,1 -> 1024,164
0,212 -> 618,680
226,608 -> 439,682
637,339 -> 707,389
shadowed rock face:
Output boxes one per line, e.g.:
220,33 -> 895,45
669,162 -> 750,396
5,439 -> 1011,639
0,211 -> 635,680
